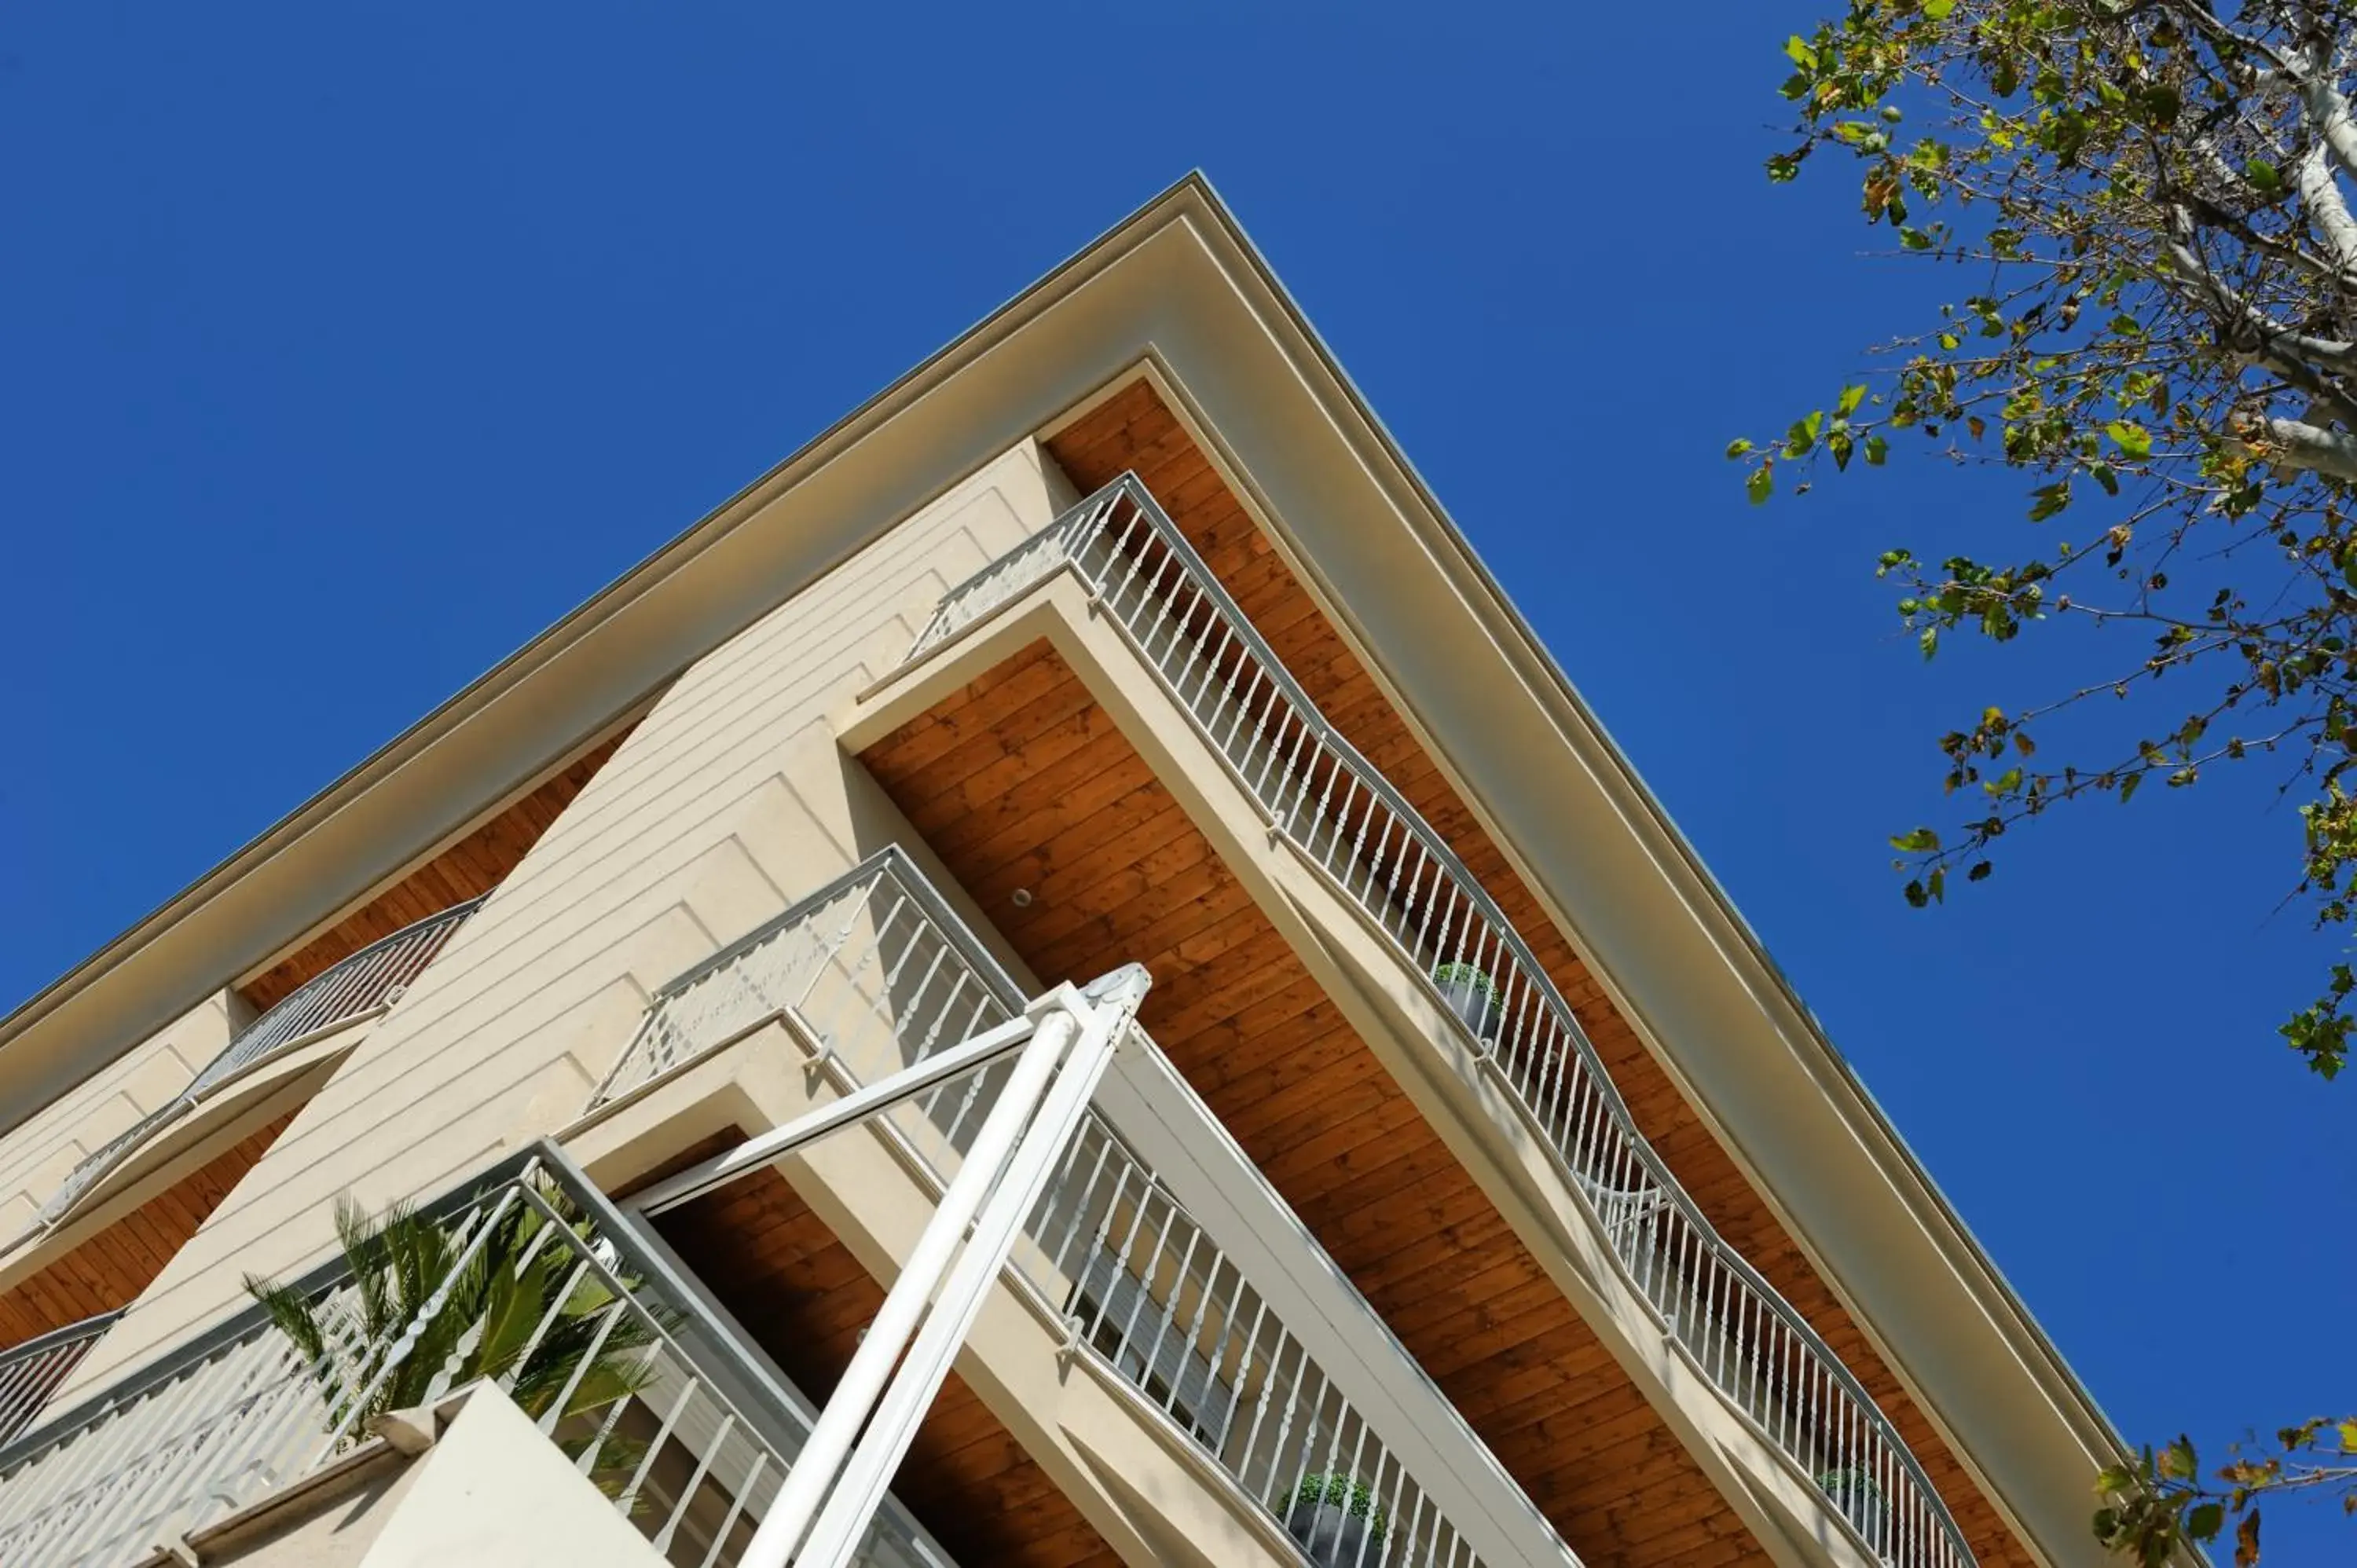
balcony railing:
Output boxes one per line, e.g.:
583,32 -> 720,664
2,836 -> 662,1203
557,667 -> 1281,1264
0,1146 -> 955,1568
0,1315 -> 119,1449
904,474 -> 1979,1568
599,847 -> 1500,1568
33,899 -> 483,1230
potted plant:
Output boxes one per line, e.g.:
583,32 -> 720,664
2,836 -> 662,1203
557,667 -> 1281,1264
1431,962 -> 1502,1043
247,1186 -> 663,1494
1285,1471 -> 1387,1567
1815,1467 -> 1888,1553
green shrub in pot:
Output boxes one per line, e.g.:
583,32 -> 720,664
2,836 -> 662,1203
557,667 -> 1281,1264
1816,1467 -> 1888,1553
1285,1473 -> 1387,1568
1431,962 -> 1502,1043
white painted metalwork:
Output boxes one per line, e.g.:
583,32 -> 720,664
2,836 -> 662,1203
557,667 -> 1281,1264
0,1316 -> 119,1449
0,1149 -> 955,1568
906,474 -> 1978,1568
630,1013 -> 1039,1217
588,852 -> 1003,1111
736,990 -> 1070,1566
603,847 -> 1508,1568
32,899 -> 485,1231
30,1110 -> 189,1229
759,971 -> 1146,1568
189,897 -> 485,1099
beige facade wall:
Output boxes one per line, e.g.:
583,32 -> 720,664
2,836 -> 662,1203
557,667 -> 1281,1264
0,991 -> 237,1240
53,438 -> 1067,1394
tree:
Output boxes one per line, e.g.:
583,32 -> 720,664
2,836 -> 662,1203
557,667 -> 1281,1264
1740,1 -> 2357,1559
245,1187 -> 662,1492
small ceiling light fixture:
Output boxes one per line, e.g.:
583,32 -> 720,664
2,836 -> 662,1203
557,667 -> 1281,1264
1010,888 -> 1035,908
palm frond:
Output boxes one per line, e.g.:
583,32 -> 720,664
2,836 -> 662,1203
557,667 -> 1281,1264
253,1182 -> 672,1456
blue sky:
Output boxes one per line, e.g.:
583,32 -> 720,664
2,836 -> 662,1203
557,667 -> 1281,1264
2,2 -> 2344,1556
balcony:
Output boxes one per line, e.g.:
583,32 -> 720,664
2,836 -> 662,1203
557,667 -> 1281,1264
867,474 -> 1976,1568
30,898 -> 483,1233
0,1314 -> 117,1449
0,1145 -> 958,1568
594,847 -> 1565,1568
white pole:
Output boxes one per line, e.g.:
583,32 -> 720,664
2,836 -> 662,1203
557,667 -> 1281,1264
797,966 -> 1150,1568
630,1013 -> 1036,1216
735,1006 -> 1067,1568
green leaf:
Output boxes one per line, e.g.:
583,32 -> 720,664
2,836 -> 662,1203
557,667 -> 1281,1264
1747,467 -> 1774,505
1890,826 -> 1941,852
1786,409 -> 1825,458
2107,420 -> 2153,458
1923,0 -> 1955,16
2121,771 -> 2143,804
2187,1504 -> 2225,1542
2246,158 -> 2284,194
1865,434 -> 1890,466
1784,35 -> 1817,69
1837,384 -> 1868,416
1726,438 -> 1754,459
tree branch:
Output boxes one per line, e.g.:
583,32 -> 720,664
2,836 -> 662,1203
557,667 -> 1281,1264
2163,218 -> 2357,416
2297,141 -> 2357,277
2292,56 -> 2357,182
2264,413 -> 2357,478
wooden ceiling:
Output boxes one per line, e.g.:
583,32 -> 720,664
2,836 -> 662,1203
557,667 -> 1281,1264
863,644 -> 1764,1568
0,1111 -> 295,1350
658,1167 -> 1124,1568
856,379 -> 2035,1568
241,730 -> 632,1012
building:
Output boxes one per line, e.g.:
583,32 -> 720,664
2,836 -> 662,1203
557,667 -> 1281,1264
0,178 -> 2135,1568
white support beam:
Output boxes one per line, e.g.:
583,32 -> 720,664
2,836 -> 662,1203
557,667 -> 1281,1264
732,998 -> 1073,1568
796,964 -> 1150,1568
627,1012 -> 1037,1216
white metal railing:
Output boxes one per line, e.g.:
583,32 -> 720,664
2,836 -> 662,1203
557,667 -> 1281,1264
31,1111 -> 189,1230
600,848 -> 1498,1568
33,900 -> 483,1230
907,474 -> 1978,1568
190,898 -> 486,1099
0,1148 -> 954,1568
0,1316 -> 119,1450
